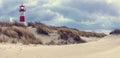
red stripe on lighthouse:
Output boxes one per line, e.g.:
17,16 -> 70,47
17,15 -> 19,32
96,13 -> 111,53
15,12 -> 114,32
20,16 -> 25,22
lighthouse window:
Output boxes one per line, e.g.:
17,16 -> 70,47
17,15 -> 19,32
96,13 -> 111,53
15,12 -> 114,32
21,7 -> 24,9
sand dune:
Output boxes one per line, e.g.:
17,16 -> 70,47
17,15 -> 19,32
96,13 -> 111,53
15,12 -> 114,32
0,35 -> 120,58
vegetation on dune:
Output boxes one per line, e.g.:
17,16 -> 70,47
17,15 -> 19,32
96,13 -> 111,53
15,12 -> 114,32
0,21 -> 26,27
0,21 -> 107,45
36,26 -> 50,35
28,22 -> 51,35
78,31 -> 106,38
58,28 -> 86,44
110,29 -> 120,35
0,26 -> 42,44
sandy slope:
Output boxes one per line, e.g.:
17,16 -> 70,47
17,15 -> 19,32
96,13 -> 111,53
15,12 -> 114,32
0,35 -> 120,58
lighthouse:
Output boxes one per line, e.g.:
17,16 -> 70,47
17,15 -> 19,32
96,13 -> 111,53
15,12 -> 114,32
19,4 -> 25,23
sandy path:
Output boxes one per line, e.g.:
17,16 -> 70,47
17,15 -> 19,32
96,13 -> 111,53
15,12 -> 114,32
0,35 -> 120,58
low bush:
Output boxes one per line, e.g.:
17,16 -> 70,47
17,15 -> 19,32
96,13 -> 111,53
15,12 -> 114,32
58,28 -> 86,43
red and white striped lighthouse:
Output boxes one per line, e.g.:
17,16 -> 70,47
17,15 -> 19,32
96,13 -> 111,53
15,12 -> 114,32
19,4 -> 25,22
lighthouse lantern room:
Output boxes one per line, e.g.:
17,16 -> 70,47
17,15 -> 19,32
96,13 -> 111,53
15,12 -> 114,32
19,4 -> 25,22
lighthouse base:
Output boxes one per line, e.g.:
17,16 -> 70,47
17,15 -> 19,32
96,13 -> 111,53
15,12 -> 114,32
20,22 -> 27,26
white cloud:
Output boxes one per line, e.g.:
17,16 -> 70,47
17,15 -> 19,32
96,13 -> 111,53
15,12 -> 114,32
42,10 -> 74,26
25,0 -> 38,6
106,0 -> 120,4
53,13 -> 73,23
80,12 -> 119,29
0,0 -> 3,7
42,0 -> 70,7
42,0 -> 61,7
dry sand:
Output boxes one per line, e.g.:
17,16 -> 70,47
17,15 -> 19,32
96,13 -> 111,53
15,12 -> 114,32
0,35 -> 120,58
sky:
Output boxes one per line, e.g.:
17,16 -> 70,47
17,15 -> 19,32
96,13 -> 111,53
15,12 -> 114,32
0,0 -> 120,34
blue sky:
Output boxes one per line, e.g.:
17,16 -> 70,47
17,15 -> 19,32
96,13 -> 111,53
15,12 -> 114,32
0,0 -> 120,34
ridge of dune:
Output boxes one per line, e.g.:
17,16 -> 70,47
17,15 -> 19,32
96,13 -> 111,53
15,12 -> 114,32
0,21 -> 106,45
0,35 -> 119,58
